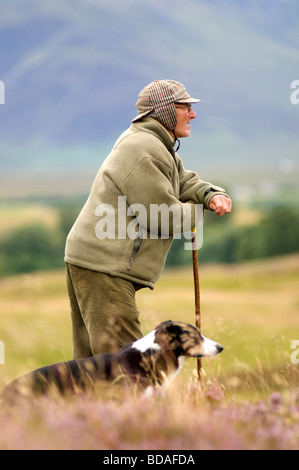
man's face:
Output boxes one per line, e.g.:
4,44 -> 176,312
173,103 -> 197,138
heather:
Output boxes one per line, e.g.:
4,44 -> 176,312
0,386 -> 298,450
0,255 -> 299,450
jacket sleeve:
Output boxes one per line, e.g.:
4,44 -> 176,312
176,154 -> 231,209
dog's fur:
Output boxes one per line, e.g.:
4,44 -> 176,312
0,321 -> 223,404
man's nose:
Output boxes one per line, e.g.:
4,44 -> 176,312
190,108 -> 197,119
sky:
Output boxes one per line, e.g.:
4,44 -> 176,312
0,0 -> 298,196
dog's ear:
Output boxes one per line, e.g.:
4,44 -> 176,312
155,321 -> 182,336
154,322 -> 183,350
163,323 -> 183,336
155,320 -> 172,330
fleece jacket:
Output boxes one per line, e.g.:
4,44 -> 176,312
65,118 -> 230,289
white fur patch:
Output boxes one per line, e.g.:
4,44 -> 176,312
132,330 -> 161,353
160,356 -> 186,393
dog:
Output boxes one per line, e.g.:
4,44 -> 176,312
0,321 -> 223,404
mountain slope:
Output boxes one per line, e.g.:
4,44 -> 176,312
0,0 -> 298,194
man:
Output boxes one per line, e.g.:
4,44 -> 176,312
65,79 -> 231,359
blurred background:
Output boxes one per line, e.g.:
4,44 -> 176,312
0,0 -> 298,275
0,0 -> 298,405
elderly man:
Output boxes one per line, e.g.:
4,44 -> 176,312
65,79 -> 231,358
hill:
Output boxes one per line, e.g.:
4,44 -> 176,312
0,0 -> 298,196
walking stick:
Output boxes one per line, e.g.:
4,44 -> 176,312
191,227 -> 202,380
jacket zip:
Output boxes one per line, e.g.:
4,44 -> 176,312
127,236 -> 143,270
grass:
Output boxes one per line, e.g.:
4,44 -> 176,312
0,254 -> 299,449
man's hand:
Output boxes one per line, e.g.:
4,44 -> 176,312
209,195 -> 232,216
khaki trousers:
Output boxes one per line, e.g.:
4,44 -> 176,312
66,263 -> 143,359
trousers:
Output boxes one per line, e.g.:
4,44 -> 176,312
66,263 -> 143,359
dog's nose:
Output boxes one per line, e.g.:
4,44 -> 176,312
216,344 -> 224,354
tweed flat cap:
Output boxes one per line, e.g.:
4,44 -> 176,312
132,79 -> 200,130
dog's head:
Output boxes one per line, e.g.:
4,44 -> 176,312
153,321 -> 223,358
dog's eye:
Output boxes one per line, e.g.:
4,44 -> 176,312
180,333 -> 195,344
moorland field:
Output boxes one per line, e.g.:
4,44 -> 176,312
0,199 -> 298,450
0,255 -> 299,449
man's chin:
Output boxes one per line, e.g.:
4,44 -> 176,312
176,129 -> 191,139
182,130 -> 191,138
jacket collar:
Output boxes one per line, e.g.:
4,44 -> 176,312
131,117 -> 175,154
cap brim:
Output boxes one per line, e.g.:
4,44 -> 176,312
175,97 -> 201,104
132,110 -> 153,122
